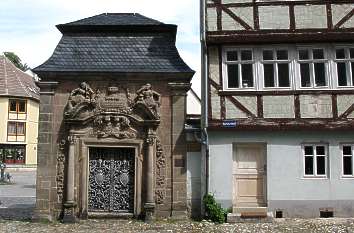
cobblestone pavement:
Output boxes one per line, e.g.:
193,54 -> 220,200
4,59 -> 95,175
0,171 -> 36,220
1,218 -> 354,233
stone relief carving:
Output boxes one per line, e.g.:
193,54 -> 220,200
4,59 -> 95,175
64,82 -> 161,139
155,138 -> 166,204
93,115 -> 136,139
56,139 -> 66,203
135,83 -> 161,118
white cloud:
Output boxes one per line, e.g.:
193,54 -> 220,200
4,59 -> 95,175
0,0 -> 201,101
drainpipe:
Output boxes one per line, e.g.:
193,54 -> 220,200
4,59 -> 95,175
200,0 -> 209,206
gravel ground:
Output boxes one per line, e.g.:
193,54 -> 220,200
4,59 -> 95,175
1,218 -> 354,233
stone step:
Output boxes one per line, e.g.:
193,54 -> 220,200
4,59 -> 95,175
228,207 -> 273,223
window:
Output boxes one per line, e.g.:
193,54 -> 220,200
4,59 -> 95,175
262,49 -> 291,88
335,48 -> 354,87
7,121 -> 25,142
342,145 -> 354,177
225,49 -> 254,89
222,44 -> 354,91
298,48 -> 328,88
303,145 -> 327,177
9,99 -> 26,113
0,145 -> 26,164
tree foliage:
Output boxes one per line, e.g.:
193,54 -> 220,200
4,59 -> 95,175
4,52 -> 29,71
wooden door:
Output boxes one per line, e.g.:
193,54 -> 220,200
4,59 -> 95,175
233,144 -> 266,207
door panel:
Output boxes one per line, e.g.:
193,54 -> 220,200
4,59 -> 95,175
233,145 -> 266,207
88,147 -> 135,213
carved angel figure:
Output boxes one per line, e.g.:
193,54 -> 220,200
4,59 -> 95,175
65,82 -> 95,118
136,84 -> 161,117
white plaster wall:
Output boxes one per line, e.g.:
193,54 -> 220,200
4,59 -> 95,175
187,152 -> 202,216
259,6 -> 290,29
208,130 -> 354,208
222,7 -> 253,31
300,95 -> 332,118
332,4 -> 354,28
295,5 -> 327,29
207,8 -> 218,31
263,95 -> 294,118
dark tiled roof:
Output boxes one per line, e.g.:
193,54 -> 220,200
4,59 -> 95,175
62,13 -> 163,26
0,55 -> 39,100
34,14 -> 194,75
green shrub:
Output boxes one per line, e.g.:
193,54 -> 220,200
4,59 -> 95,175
203,193 -> 226,223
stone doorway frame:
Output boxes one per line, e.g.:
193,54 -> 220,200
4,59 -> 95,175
78,137 -> 143,218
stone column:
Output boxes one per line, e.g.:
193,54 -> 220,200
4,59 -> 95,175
144,130 -> 156,222
62,134 -> 78,223
33,81 -> 58,222
168,82 -> 191,219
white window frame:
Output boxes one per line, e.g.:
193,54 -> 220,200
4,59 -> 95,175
260,47 -> 294,89
295,46 -> 330,89
223,47 -> 256,90
333,46 -> 354,88
222,44 -> 354,91
302,144 -> 328,178
341,144 -> 354,178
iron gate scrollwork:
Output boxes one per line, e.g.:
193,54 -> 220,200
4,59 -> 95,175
88,148 -> 135,213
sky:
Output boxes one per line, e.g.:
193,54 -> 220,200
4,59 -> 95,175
0,0 -> 201,97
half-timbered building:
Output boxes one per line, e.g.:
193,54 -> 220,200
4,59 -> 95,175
202,0 -> 354,219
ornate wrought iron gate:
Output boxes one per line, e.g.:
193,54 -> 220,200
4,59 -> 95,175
88,147 -> 135,213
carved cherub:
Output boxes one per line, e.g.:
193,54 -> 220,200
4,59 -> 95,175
70,82 -> 94,100
136,84 -> 161,117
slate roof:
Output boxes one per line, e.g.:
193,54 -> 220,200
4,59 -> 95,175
0,55 -> 39,100
34,13 -> 194,75
60,13 -> 163,26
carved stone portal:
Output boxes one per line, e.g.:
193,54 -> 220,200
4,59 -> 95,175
61,82 -> 162,221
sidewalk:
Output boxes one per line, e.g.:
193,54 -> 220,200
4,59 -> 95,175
0,171 -> 36,220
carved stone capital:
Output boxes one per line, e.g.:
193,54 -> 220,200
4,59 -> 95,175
67,135 -> 78,145
167,82 -> 191,96
145,135 -> 155,146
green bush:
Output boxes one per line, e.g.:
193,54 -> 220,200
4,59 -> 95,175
203,193 -> 226,223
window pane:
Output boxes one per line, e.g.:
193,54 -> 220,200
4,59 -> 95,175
337,62 -> 348,86
314,63 -> 326,86
350,48 -> 354,59
264,64 -> 274,87
8,122 -> 16,135
299,50 -> 309,60
263,50 -> 273,60
241,50 -> 252,61
305,146 -> 313,155
336,49 -> 345,59
316,146 -> 325,155
9,100 -> 16,112
18,101 -> 26,112
305,156 -> 314,175
276,50 -> 288,60
241,64 -> 253,87
300,64 -> 311,87
17,123 -> 25,135
227,65 -> 239,88
343,146 -> 352,155
278,64 -> 290,87
343,156 -> 353,175
227,51 -> 238,61
316,156 -> 326,175
313,49 -> 324,59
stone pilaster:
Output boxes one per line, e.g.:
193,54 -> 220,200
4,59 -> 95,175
144,130 -> 156,222
33,81 -> 58,222
168,82 -> 191,219
62,134 -> 78,223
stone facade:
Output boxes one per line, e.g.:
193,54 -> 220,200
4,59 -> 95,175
33,13 -> 194,222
